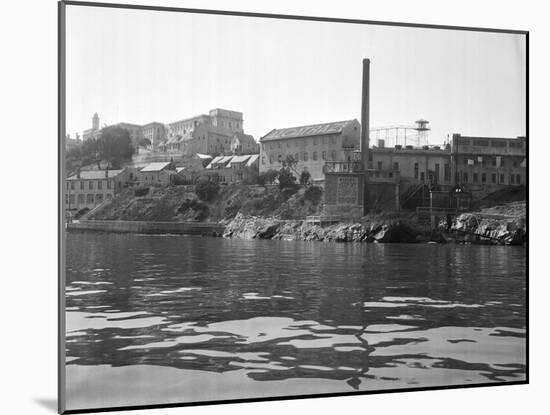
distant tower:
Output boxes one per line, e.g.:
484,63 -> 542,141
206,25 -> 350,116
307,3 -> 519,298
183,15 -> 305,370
92,113 -> 100,130
414,119 -> 430,146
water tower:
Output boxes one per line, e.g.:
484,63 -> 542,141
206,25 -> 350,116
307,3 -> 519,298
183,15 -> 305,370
414,119 -> 430,146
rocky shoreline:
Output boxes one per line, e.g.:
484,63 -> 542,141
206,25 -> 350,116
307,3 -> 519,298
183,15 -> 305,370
222,211 -> 526,245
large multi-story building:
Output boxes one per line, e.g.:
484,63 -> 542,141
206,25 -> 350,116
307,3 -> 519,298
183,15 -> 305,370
162,108 -> 246,156
65,168 -> 135,212
259,119 -> 361,181
142,122 -> 166,150
451,134 -> 526,187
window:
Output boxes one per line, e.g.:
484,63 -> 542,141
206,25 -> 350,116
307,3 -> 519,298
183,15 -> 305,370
516,174 -> 521,184
107,180 -> 112,189
295,153 -> 300,161
463,159 -> 468,166
70,181 -> 75,190
473,173 -> 478,183
87,194 -> 94,204
393,162 -> 399,171
492,157 -> 497,167
435,164 -> 440,181
78,194 -> 85,204
269,155 -> 274,163
414,163 -> 419,179
513,160 -> 518,167
331,150 -> 336,160
66,182 -> 69,190
500,173 -> 505,184
482,173 -> 487,183
69,194 -> 75,204
501,159 -> 506,168
322,151 -> 326,160
278,154 -> 282,162
98,180 -> 103,190
65,194 -> 68,204
377,161 -> 383,170
492,173 -> 497,183
89,181 -> 93,190
444,164 -> 451,181
510,174 -> 515,184
96,194 -> 103,203
313,138 -> 318,145
463,172 -> 468,183
331,137 -> 336,144
420,172 -> 425,182
79,181 -> 84,190
313,152 -> 318,161
303,152 -> 308,161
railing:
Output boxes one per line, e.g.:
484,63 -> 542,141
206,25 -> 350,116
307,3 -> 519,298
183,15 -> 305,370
416,207 -> 459,216
323,161 -> 364,174
305,215 -> 341,225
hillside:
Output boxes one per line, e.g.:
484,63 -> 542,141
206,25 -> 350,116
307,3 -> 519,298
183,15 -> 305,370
88,184 -> 324,222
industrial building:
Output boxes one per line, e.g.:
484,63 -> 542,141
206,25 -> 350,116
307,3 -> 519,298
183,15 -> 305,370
259,119 -> 361,181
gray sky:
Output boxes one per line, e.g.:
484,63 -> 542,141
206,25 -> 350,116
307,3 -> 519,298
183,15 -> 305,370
66,5 -> 526,143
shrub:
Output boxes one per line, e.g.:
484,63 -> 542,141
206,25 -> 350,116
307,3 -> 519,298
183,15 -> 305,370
278,168 -> 297,190
195,180 -> 220,201
304,186 -> 323,204
258,169 -> 278,185
134,186 -> 149,197
299,170 -> 311,186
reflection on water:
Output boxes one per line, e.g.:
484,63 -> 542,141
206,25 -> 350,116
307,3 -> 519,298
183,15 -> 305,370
65,233 -> 526,410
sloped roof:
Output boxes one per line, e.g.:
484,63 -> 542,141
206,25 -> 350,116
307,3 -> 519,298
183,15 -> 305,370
195,153 -> 213,160
246,154 -> 259,166
227,155 -> 251,166
140,162 -> 172,172
67,169 -> 123,180
261,120 -> 356,142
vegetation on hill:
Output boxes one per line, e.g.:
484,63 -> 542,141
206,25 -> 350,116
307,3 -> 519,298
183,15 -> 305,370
88,183 -> 325,222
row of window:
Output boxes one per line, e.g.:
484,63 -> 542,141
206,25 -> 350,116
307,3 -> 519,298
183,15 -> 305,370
460,138 -> 524,149
65,193 -> 113,205
265,136 -> 338,150
462,157 -> 520,168
266,150 -> 339,164
67,179 -> 113,191
459,172 -> 522,184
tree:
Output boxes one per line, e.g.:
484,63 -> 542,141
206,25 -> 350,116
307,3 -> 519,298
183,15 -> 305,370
98,126 -> 135,169
195,179 -> 220,202
258,169 -> 278,185
278,155 -> 298,190
138,137 -> 152,147
299,170 -> 311,186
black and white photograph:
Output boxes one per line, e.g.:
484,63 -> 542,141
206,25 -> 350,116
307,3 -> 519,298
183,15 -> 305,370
58,1 -> 527,413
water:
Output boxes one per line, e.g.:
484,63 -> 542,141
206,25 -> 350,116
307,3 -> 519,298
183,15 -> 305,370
64,232 -> 526,410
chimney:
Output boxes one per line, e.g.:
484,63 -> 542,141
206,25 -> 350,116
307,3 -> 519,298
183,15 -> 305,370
361,58 -> 370,170
76,168 -> 81,179
105,168 -> 109,178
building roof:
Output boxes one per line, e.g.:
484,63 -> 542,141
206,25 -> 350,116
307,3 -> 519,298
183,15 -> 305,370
261,120 -> 356,142
227,155 -> 251,166
140,162 -> 172,172
67,169 -> 123,180
195,153 -> 213,160
246,154 -> 259,166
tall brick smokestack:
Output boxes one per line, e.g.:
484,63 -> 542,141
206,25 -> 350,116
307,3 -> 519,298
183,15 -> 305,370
361,58 -> 370,169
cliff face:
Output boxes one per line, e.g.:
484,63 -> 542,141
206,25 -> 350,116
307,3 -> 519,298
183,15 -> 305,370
223,213 -> 428,243
224,202 -> 527,245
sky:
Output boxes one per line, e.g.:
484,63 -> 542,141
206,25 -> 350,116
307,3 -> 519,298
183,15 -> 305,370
65,5 -> 526,144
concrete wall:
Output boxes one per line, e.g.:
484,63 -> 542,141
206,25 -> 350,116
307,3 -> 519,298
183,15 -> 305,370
67,219 -> 225,235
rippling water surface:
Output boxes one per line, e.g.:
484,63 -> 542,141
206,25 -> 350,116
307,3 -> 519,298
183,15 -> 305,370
64,232 -> 526,410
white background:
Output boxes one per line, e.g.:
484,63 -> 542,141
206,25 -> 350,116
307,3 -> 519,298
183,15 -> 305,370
0,0 -> 544,414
